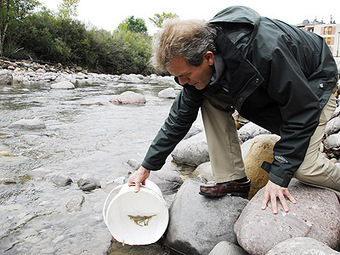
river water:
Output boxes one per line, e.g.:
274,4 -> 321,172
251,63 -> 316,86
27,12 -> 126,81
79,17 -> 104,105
0,79 -> 177,254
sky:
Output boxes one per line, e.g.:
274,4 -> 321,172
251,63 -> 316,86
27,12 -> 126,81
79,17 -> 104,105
40,0 -> 340,34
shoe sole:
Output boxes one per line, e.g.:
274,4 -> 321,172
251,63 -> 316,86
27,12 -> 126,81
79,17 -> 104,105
199,191 -> 249,198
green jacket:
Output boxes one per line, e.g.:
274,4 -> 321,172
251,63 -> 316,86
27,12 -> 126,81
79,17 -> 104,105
142,6 -> 338,187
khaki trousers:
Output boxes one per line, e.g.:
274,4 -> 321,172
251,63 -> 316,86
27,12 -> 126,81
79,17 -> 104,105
201,92 -> 340,198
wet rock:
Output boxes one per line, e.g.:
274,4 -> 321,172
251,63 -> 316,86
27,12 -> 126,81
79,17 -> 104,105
209,241 -> 248,255
158,87 -> 177,99
266,237 -> 340,255
165,180 -> 248,255
50,81 -> 75,89
238,122 -> 271,142
77,175 -> 101,191
44,172 -> 73,187
127,159 -> 141,170
234,179 -> 340,255
244,134 -> 280,199
7,118 -> 46,130
0,178 -> 17,184
171,132 -> 209,167
29,167 -> 53,179
148,168 -> 183,196
66,195 -> 85,212
0,69 -> 12,85
109,91 -> 146,105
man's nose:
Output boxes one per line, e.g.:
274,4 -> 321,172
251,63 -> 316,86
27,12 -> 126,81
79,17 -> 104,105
178,77 -> 189,85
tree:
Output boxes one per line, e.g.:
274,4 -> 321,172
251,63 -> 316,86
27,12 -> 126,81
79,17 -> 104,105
57,0 -> 80,21
0,0 -> 40,56
149,12 -> 178,28
117,16 -> 148,34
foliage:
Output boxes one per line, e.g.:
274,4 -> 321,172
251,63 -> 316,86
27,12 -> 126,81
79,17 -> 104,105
3,8 -> 152,75
0,0 -> 40,56
117,16 -> 148,34
57,0 -> 80,21
149,12 -> 178,28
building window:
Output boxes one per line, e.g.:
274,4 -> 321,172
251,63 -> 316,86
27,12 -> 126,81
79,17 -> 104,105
324,37 -> 331,45
328,26 -> 333,35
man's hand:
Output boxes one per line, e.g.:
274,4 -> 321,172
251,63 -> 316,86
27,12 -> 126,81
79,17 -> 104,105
127,166 -> 150,193
261,180 -> 296,214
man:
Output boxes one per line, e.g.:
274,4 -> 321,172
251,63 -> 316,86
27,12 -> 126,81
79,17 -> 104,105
128,6 -> 340,214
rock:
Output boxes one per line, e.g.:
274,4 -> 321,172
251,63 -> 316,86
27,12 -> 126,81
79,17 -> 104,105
148,169 -> 183,196
65,195 -> 85,212
158,87 -> 177,98
324,132 -> 340,149
238,122 -> 271,142
0,70 -> 12,85
7,118 -> 46,130
171,132 -> 209,167
77,175 -> 101,191
183,124 -> 203,140
109,91 -> 146,105
29,167 -> 53,179
266,237 -> 340,255
126,159 -> 141,170
44,172 -> 73,187
165,180 -> 248,255
244,134 -> 280,199
193,161 -> 214,183
234,179 -> 340,255
325,116 -> 340,135
209,241 -> 249,255
50,81 -> 75,89
0,178 -> 17,184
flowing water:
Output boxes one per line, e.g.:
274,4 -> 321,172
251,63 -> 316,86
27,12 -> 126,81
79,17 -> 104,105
0,80 -> 177,254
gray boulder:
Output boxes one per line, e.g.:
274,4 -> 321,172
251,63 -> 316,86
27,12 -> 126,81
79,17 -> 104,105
171,132 -> 209,167
0,70 -> 12,85
325,116 -> 340,135
44,172 -> 73,187
165,180 -> 248,255
77,175 -> 101,191
7,118 -> 46,130
209,241 -> 249,255
50,81 -> 75,89
266,237 -> 340,255
238,122 -> 271,142
234,179 -> 340,255
324,132 -> 340,149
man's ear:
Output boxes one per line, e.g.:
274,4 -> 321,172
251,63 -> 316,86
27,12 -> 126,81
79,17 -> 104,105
204,51 -> 214,66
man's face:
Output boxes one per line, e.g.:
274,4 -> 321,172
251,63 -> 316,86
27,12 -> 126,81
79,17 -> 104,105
167,51 -> 214,90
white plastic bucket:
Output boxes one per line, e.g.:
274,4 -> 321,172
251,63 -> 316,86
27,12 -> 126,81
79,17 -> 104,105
103,180 -> 169,245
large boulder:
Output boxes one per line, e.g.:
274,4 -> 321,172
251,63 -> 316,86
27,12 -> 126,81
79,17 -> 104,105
165,180 -> 248,255
238,122 -> 271,142
0,69 -> 12,85
244,134 -> 280,199
266,237 -> 340,255
171,132 -> 209,167
158,87 -> 177,99
109,91 -> 146,105
234,179 -> 340,255
209,241 -> 248,255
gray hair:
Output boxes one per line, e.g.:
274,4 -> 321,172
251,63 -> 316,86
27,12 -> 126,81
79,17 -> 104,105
151,19 -> 217,72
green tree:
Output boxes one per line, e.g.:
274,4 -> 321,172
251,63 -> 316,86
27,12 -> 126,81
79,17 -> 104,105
149,12 -> 178,28
57,0 -> 80,21
117,16 -> 148,34
0,0 -> 40,56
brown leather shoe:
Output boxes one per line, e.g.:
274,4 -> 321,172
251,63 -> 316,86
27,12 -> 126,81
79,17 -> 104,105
199,179 -> 251,198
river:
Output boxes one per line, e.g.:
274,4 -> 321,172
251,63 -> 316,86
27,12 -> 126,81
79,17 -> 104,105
0,79 -> 177,254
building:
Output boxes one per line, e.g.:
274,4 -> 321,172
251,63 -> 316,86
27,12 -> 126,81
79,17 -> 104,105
297,18 -> 340,57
